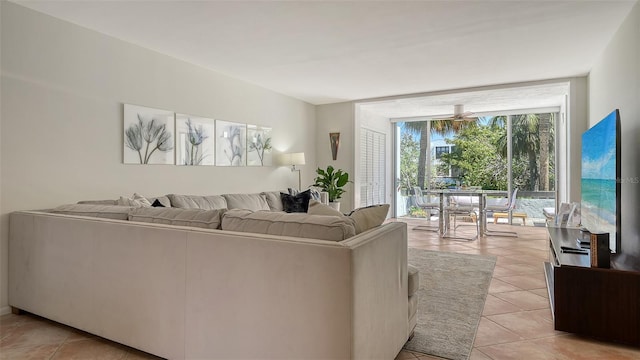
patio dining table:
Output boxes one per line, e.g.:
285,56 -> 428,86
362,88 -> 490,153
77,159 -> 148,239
421,189 -> 509,237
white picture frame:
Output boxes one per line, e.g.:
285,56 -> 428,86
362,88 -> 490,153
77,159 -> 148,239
215,120 -> 246,166
175,114 -> 214,166
123,104 -> 175,164
246,125 -> 273,166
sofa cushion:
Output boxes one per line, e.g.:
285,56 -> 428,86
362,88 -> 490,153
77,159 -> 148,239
280,190 -> 311,213
261,191 -> 285,212
307,200 -> 343,216
77,199 -> 118,205
51,204 -> 133,220
408,264 -> 420,297
348,204 -> 390,234
221,209 -> 356,241
222,193 -> 270,211
117,193 -> 152,207
128,207 -> 225,229
167,194 -> 227,210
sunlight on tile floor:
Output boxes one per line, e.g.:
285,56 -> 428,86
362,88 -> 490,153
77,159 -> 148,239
2,218 -> 640,359
394,218 -> 640,360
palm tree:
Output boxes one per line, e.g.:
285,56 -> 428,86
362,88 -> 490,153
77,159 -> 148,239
403,120 -> 472,189
491,113 -> 554,191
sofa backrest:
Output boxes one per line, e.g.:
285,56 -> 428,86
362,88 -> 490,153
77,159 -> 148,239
78,195 -> 171,207
167,194 -> 227,210
51,204 -> 134,220
222,193 -> 271,211
260,191 -> 285,212
77,192 -> 284,211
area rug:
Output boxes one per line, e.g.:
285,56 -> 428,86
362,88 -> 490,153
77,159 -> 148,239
404,248 -> 496,360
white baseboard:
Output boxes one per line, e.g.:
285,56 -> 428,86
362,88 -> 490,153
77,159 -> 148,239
0,306 -> 11,316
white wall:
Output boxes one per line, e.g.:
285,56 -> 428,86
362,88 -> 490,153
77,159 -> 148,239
0,2 -> 316,313
568,77 -> 589,202
315,102 -> 354,212
588,1 -> 640,257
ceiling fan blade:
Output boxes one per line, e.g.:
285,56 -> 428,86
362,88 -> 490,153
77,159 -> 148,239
453,116 -> 479,122
431,115 -> 456,121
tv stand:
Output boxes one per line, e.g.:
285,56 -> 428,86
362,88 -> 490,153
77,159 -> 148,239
545,225 -> 640,346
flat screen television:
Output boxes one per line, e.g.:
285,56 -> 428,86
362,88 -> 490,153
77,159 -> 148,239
581,109 -> 621,253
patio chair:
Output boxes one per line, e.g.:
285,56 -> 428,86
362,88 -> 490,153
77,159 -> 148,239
411,186 -> 440,232
483,188 -> 519,237
442,193 -> 479,241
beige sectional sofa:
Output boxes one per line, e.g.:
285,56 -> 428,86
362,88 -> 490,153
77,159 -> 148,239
9,191 -> 417,360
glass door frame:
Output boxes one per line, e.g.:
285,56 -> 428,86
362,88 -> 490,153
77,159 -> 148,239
392,109 -> 560,224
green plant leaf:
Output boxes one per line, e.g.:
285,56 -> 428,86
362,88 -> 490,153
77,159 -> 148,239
336,173 -> 349,187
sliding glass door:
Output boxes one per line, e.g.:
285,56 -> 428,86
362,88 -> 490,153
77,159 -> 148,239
394,112 -> 556,225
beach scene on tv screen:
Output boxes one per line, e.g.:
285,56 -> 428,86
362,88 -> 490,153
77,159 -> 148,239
581,111 -> 617,247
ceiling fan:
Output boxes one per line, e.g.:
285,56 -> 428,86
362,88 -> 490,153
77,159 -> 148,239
433,104 -> 478,122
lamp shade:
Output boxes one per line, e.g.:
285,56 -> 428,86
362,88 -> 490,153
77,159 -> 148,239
289,152 -> 305,166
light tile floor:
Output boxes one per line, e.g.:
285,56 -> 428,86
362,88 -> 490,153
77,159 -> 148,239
2,218 -> 640,359
395,217 -> 640,360
0,312 -> 159,359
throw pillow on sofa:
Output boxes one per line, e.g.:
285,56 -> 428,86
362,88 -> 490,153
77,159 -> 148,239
347,204 -> 390,234
280,190 -> 311,213
148,195 -> 171,207
151,199 -> 165,207
128,207 -> 225,229
308,200 -> 390,234
117,193 -> 152,208
288,187 -> 322,201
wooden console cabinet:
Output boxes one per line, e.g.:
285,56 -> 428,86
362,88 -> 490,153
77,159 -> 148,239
544,225 -> 640,346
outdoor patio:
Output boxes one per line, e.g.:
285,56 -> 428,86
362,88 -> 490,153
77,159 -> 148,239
397,192 -> 555,227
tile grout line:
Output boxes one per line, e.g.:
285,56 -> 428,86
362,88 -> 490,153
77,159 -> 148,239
475,316 -> 525,347
51,324 -> 85,360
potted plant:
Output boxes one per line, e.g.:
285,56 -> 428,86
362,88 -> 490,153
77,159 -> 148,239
313,165 -> 350,211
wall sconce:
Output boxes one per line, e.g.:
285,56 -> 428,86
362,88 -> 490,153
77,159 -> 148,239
330,132 -> 340,160
282,152 -> 306,190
